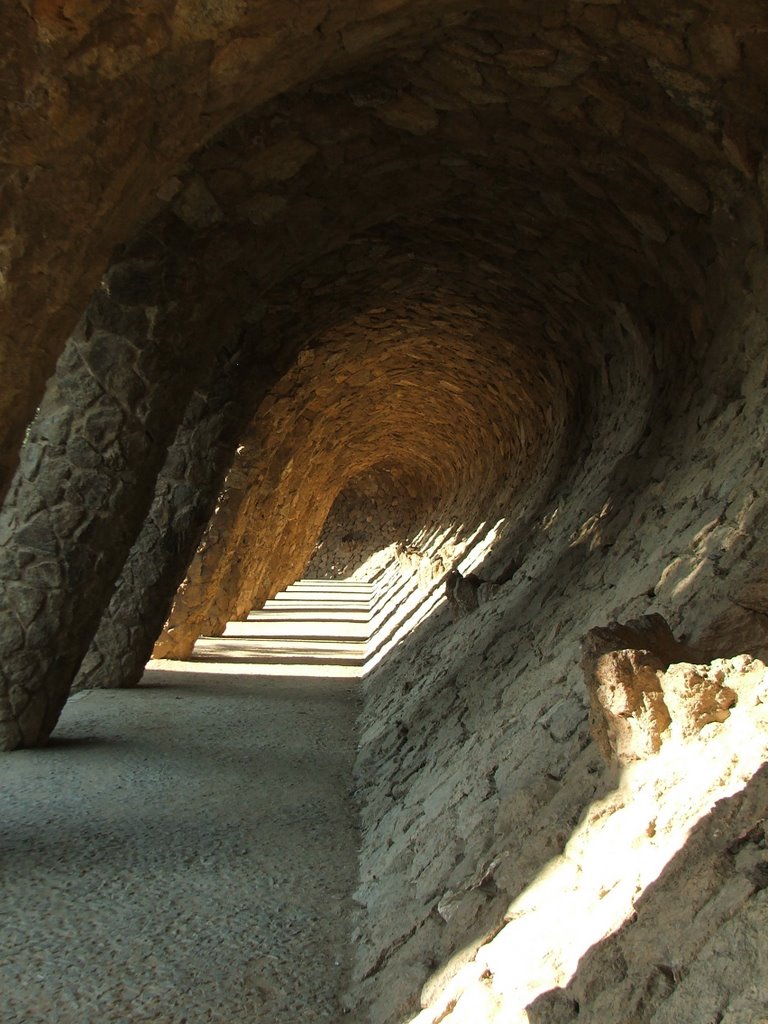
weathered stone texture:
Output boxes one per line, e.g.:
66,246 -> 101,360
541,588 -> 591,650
535,759 -> 768,1024
348,273 -> 768,1021
1,2 -> 768,1022
662,662 -> 738,739
305,466 -> 430,581
582,614 -> 742,765
72,345 -> 246,693
0,256 -> 238,747
585,647 -> 671,765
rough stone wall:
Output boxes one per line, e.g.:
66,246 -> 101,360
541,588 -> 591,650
304,466 -> 429,581
407,654 -> 768,1024
2,3 -> 768,1023
346,270 -> 768,1022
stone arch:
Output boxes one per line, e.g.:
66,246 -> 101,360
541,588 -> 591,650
304,462 -> 435,581
3,5 -> 768,1022
4,0 -> 761,499
0,2 -> 765,792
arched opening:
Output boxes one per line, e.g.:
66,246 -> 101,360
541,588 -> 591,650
2,3 -> 768,1022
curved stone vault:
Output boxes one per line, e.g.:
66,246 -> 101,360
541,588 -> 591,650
2,2 -> 768,1021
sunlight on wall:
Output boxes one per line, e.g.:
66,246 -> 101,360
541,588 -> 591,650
407,659 -> 768,1023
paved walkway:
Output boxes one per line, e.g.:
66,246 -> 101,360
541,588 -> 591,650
0,581 -> 369,1024
194,579 -> 373,672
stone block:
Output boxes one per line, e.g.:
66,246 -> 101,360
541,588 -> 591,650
172,177 -> 224,229
585,647 -> 671,765
81,406 -> 125,450
18,441 -> 44,482
14,515 -> 59,556
105,260 -> 164,306
526,988 -> 580,1023
36,405 -> 74,447
661,663 -> 737,738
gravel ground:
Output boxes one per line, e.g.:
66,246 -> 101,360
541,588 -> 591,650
0,663 -> 360,1024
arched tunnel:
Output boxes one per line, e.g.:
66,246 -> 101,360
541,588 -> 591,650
2,2 -> 768,1021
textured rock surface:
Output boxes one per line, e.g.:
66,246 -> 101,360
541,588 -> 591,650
583,615 -> 741,762
305,466 -> 429,581
72,348 -> 245,693
585,646 -> 672,764
353,634 -> 768,1023
661,661 -> 738,740
0,262 -> 236,748
2,2 -> 768,1023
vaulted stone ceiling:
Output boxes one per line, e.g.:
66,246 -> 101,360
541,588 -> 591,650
1,0 -> 767,752
4,0 -> 764,489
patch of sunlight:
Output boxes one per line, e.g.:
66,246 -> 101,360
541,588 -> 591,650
148,579 -> 372,681
365,569 -> 445,672
146,658 -> 361,679
407,667 -> 768,1023
361,516 -> 510,671
346,543 -> 400,582
457,517 -> 506,574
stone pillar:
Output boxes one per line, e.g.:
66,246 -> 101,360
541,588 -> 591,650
155,453 -> 337,661
151,332 -> 304,660
72,343 -> 247,692
152,473 -> 252,660
232,487 -> 335,619
0,257 -> 221,750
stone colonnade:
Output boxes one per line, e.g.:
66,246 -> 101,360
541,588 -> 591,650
0,0 -> 765,762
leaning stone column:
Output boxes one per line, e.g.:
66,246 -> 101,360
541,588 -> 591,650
231,483 -> 336,620
151,463 -> 254,660
0,257 -> 223,750
168,454 -> 336,648
72,344 -> 246,692
151,430 -> 300,660
151,332 -> 306,661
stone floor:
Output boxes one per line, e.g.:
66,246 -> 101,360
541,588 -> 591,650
0,581 -> 367,1024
